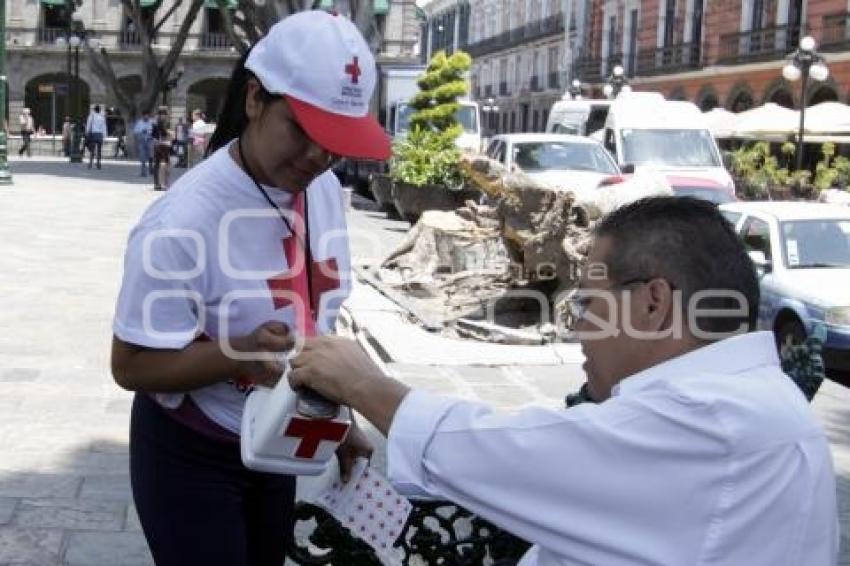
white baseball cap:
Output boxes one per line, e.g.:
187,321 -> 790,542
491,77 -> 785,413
245,10 -> 391,161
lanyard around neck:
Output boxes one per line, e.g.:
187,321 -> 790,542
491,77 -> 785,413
237,136 -> 315,320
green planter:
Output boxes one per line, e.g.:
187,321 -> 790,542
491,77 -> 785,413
368,174 -> 397,217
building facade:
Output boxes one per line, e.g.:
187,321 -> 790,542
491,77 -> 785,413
420,0 -> 578,135
575,0 -> 850,112
4,0 -> 419,135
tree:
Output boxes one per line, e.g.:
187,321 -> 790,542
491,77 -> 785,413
83,0 -> 205,152
408,50 -> 471,136
215,0 -> 383,55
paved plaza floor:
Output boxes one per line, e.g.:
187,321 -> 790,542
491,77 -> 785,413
0,157 -> 847,564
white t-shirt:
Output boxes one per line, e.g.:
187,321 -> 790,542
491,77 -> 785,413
113,142 -> 352,433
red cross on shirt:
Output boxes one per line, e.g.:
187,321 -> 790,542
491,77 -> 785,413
283,416 -> 349,458
345,56 -> 361,84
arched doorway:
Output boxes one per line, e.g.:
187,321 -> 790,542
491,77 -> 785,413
767,88 -> 794,108
808,85 -> 838,106
24,73 -> 89,134
187,78 -> 230,123
727,88 -> 754,112
696,86 -> 719,111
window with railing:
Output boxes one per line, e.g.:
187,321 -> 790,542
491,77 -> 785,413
718,24 -> 799,63
821,12 -> 850,51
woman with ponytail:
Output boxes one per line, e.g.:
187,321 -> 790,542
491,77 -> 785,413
110,11 -> 391,565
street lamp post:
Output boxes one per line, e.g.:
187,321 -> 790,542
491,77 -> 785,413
0,0 -> 13,184
481,96 -> 500,136
602,64 -> 631,99
56,21 -> 99,163
782,35 -> 829,172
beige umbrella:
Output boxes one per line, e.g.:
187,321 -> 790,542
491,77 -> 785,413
803,101 -> 850,134
731,103 -> 801,138
703,108 -> 737,138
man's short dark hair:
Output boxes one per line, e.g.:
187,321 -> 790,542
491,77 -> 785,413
592,196 -> 759,337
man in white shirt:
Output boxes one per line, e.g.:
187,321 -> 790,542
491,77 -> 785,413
289,196 -> 839,565
85,104 -> 107,169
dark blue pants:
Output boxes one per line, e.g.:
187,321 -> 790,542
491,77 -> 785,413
130,393 -> 296,566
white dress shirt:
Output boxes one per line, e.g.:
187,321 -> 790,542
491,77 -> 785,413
85,112 -> 107,136
388,332 -> 839,565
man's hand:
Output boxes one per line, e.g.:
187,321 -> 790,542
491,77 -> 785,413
336,421 -> 373,483
288,337 -> 383,404
232,321 -> 295,387
289,337 -> 410,436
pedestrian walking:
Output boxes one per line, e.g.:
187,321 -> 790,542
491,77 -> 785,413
61,116 -> 72,157
173,117 -> 188,168
85,105 -> 107,169
113,120 -> 128,158
151,107 -> 172,190
18,108 -> 33,157
189,108 -> 207,166
133,111 -> 154,176
110,11 -> 390,565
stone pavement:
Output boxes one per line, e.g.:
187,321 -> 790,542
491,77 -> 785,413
0,158 -> 847,564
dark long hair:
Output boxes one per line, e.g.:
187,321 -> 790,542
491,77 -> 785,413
205,47 -> 274,157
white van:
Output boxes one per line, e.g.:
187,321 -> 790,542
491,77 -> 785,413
393,100 -> 482,153
601,92 -> 735,197
545,99 -> 613,136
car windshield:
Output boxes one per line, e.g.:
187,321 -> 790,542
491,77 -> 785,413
620,129 -> 720,167
512,141 -> 619,174
781,219 -> 850,269
396,104 -> 477,135
672,186 -> 735,205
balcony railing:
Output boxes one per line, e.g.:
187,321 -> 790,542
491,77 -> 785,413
636,43 -> 701,76
718,24 -> 800,64
548,72 -> 560,89
199,31 -> 232,50
499,81 -> 509,96
37,27 -> 65,45
119,29 -> 144,49
467,14 -> 565,58
574,54 -> 622,83
821,12 -> 850,51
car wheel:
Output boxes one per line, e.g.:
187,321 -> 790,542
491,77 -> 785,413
776,318 -> 806,358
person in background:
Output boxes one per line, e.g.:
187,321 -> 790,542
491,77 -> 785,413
173,117 -> 189,168
189,108 -> 207,167
152,107 -> 172,191
113,120 -> 128,158
85,104 -> 107,169
61,116 -> 72,157
133,111 -> 154,177
18,108 -> 33,157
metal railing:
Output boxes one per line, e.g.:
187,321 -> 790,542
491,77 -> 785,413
821,12 -> 850,51
718,24 -> 800,63
37,27 -> 66,45
466,14 -> 565,58
199,31 -> 232,50
636,43 -> 701,75
574,54 -> 622,83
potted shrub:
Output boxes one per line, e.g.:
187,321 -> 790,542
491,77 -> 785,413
388,50 -> 479,222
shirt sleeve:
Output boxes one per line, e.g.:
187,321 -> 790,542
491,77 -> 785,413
113,221 -> 207,349
386,388 -> 727,561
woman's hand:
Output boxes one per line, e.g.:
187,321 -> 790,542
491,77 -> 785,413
288,336 -> 383,403
336,420 -> 373,483
231,321 -> 295,387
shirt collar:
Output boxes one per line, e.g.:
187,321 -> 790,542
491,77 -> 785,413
612,331 -> 780,397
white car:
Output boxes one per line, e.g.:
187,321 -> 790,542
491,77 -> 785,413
720,201 -> 850,379
483,133 -> 621,201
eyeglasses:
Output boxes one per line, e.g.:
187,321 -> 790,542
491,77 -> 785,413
564,277 -> 653,331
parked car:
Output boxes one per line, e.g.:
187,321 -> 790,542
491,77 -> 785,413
483,133 -> 620,201
720,201 -> 850,379
596,174 -> 736,205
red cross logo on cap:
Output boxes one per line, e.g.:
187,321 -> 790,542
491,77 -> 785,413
283,416 -> 350,458
345,56 -> 361,84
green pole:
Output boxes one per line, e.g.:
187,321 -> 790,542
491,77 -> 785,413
0,0 -> 13,184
